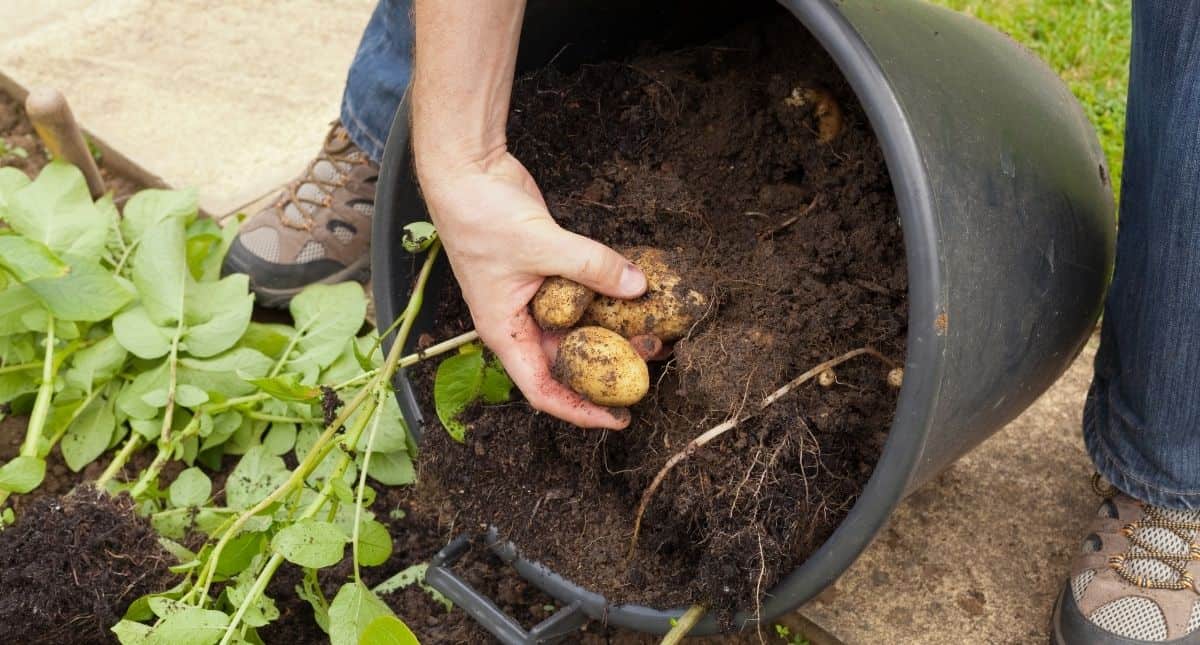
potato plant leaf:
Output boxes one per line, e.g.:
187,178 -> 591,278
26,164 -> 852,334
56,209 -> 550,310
226,446 -> 289,510
0,455 -> 45,493
5,162 -> 110,259
62,397 -> 116,471
434,345 -> 514,442
355,518 -> 393,567
360,615 -> 420,645
0,235 -> 69,281
271,518 -> 348,569
168,467 -> 212,508
328,582 -> 397,645
285,283 -> 368,373
247,374 -> 320,402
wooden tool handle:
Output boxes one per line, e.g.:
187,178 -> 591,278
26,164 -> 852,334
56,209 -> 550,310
25,87 -> 106,198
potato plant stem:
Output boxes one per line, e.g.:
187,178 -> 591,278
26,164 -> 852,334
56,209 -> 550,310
194,241 -> 442,605
660,604 -> 706,645
20,315 -> 57,459
96,433 -> 144,487
220,390 -> 380,644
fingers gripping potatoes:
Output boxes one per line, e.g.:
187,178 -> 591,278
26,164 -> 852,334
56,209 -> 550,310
553,327 -> 650,407
530,246 -> 707,408
582,247 -> 707,342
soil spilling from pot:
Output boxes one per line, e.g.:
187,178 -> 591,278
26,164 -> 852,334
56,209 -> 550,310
0,486 -> 175,645
414,17 -> 908,622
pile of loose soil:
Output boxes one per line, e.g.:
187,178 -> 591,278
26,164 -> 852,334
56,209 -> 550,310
414,15 -> 908,624
0,487 -> 175,645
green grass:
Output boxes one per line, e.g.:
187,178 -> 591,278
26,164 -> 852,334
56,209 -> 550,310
931,0 -> 1131,198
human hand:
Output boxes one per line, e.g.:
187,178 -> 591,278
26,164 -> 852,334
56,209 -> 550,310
418,150 -> 650,429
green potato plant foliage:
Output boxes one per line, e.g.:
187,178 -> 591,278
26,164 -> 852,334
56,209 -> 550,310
0,162 -> 499,643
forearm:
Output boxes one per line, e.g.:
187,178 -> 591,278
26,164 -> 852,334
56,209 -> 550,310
412,0 -> 526,176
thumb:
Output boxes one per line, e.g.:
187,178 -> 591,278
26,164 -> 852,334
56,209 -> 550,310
543,229 -> 646,299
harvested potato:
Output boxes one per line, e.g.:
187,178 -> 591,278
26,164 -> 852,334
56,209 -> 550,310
553,326 -> 649,407
532,277 -> 595,330
583,246 -> 707,342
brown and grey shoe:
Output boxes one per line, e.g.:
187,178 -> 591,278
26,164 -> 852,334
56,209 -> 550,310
1052,475 -> 1200,644
222,122 -> 377,308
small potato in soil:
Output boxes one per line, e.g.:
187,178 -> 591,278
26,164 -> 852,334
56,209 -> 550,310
553,326 -> 650,406
583,246 -> 707,342
532,276 -> 596,330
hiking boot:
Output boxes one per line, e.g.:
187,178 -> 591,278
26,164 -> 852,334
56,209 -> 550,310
1052,475 -> 1200,644
223,122 -> 377,308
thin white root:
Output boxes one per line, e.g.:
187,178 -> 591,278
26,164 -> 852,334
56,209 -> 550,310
628,347 -> 897,558
660,604 -> 706,645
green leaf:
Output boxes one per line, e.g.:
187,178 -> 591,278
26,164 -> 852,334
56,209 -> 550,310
182,273 -> 252,357
146,606 -> 229,645
364,450 -> 414,486
62,397 -> 116,471
373,563 -> 452,611
355,518 -> 392,567
271,518 -> 348,569
360,615 -> 420,645
400,221 -> 437,253
225,581 -> 279,628
112,619 -> 153,644
178,348 -> 272,399
247,374 -> 320,402
434,347 -> 485,442
481,358 -> 514,404
262,423 -> 297,456
175,384 -> 209,408
328,582 -> 397,645
286,283 -> 367,373
26,256 -> 133,321
214,531 -> 266,578
6,162 -> 109,258
0,285 -> 42,335
65,335 -> 128,391
239,323 -> 293,360
131,219 -> 188,325
118,362 -> 169,419
225,446 -> 289,510
113,306 -> 173,359
121,188 -> 198,246
0,456 -> 45,492
0,235 -> 69,281
353,394 -> 408,453
169,467 -> 212,507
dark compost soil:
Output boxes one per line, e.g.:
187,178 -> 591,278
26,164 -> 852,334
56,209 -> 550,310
413,16 -> 908,624
0,487 -> 175,645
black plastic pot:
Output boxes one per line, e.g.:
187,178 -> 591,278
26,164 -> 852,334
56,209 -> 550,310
371,0 -> 1115,641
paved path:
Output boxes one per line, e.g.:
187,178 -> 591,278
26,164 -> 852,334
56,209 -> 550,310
0,0 -> 374,216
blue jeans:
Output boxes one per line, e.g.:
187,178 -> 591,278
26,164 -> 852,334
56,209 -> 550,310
1085,1 -> 1200,510
344,0 -> 1200,509
340,0 -> 413,163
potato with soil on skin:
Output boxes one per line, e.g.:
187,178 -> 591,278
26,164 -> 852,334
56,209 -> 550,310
531,276 -> 595,330
583,246 -> 707,342
553,326 -> 650,406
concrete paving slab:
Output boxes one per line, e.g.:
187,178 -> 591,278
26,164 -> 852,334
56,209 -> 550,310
800,335 -> 1100,644
0,0 -> 375,216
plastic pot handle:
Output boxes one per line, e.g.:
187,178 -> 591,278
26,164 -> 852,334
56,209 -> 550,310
425,534 -> 589,644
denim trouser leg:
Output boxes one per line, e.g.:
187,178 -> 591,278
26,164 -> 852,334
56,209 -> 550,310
1084,1 -> 1200,510
341,0 -> 414,163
